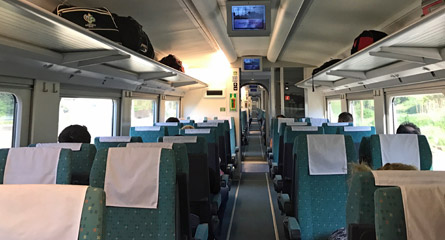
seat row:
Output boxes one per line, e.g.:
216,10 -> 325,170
0,117 -> 238,240
265,117 -> 438,239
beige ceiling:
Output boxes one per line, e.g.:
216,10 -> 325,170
28,0 -> 420,68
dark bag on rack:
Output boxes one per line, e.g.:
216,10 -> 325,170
160,54 -> 184,72
312,59 -> 342,75
113,15 -> 155,59
350,30 -> 387,54
55,5 -> 121,43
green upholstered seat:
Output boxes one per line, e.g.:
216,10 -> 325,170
90,148 -> 177,240
338,126 -> 376,162
78,187 -> 106,240
0,148 -> 71,184
154,122 -> 181,136
374,187 -> 407,240
29,143 -> 96,185
94,136 -> 142,150
130,126 -> 168,142
180,128 -> 218,173
322,122 -> 352,134
287,135 -> 357,240
369,135 -> 432,170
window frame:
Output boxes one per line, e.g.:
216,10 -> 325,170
326,97 -> 342,123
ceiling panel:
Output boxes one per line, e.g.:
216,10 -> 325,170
280,0 -> 419,67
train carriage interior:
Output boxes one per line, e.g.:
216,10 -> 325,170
0,0 -> 445,239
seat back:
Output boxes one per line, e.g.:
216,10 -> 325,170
155,122 -> 182,136
124,141 -> 192,240
94,136 -> 142,149
180,119 -> 195,126
207,120 -> 231,167
30,143 -> 96,185
322,122 -> 352,134
374,187 -> 407,240
90,147 -> 177,240
304,117 -> 329,127
339,126 -> 376,160
273,118 -> 295,164
0,185 -> 105,240
229,117 -> 237,157
194,123 -> 224,171
293,135 -> 357,239
369,134 -> 432,169
281,126 -> 323,194
130,126 -> 168,142
0,148 -> 71,184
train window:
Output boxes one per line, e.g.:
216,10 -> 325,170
59,98 -> 114,143
0,92 -> 16,148
327,99 -> 341,123
349,99 -> 375,126
131,99 -> 156,127
164,100 -> 179,120
392,93 -> 445,170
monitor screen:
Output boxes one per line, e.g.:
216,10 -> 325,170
242,57 -> 262,72
232,5 -> 266,31
226,1 -> 271,37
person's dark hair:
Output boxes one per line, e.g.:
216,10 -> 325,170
338,112 -> 353,123
276,114 -> 286,118
58,125 -> 91,143
166,117 -> 180,123
396,122 -> 421,134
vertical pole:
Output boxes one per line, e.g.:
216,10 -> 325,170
280,67 -> 285,115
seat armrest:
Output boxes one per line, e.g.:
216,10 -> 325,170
221,174 -> 231,189
193,223 -> 208,240
210,193 -> 221,214
235,147 -> 239,153
284,217 -> 301,240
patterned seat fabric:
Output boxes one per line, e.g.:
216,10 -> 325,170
0,148 -> 71,184
130,126 -> 168,142
338,127 -> 376,162
374,187 -> 407,240
78,187 -> 106,240
180,129 -> 218,173
346,171 -> 379,237
292,135 -> 357,239
369,135 -> 432,169
154,123 -> 181,136
90,148 -> 177,240
94,136 -> 142,150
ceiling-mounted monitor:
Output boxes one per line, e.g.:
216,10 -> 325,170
226,1 -> 271,37
242,56 -> 262,72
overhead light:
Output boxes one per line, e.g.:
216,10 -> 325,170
285,83 -> 289,90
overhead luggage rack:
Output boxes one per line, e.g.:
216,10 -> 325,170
297,6 -> 445,93
0,0 -> 208,95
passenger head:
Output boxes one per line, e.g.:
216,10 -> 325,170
338,112 -> 353,123
396,122 -> 421,134
166,117 -> 180,123
378,163 -> 418,170
58,125 -> 91,143
276,114 -> 286,118
181,125 -> 194,130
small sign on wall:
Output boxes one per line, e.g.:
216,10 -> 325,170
220,107 -> 226,112
230,93 -> 237,111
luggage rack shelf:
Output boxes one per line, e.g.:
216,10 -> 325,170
297,7 -> 445,94
0,0 -> 208,95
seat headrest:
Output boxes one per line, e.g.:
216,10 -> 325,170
134,126 -> 161,131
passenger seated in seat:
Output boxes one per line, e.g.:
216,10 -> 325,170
338,112 -> 353,123
166,117 -> 180,123
329,162 -> 418,240
396,122 -> 421,134
181,125 -> 194,130
58,124 -> 91,143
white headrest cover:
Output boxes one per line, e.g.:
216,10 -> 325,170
4,148 -> 61,184
307,135 -> 347,175
105,147 -> 162,208
308,118 -> 328,127
134,126 -> 161,131
291,126 -> 319,132
344,126 -> 371,132
277,118 -> 295,133
163,136 -> 198,143
197,122 -> 218,127
379,134 -> 420,169
327,123 -> 350,126
180,120 -> 191,123
185,129 -> 211,134
155,122 -> 178,126
0,185 -> 88,240
37,143 -> 82,151
99,136 -> 132,142
126,142 -> 173,149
